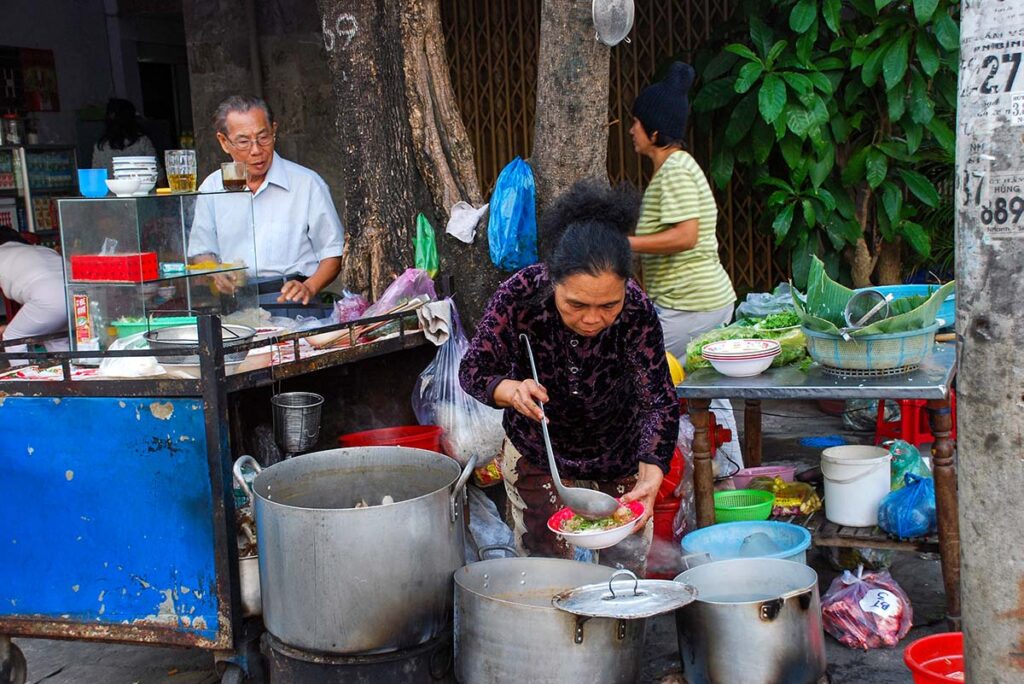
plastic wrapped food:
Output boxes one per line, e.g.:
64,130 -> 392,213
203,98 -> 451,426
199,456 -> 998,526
748,477 -> 822,516
821,567 -> 913,649
685,324 -> 807,372
332,290 -> 370,323
878,474 -> 936,539
887,439 -> 931,490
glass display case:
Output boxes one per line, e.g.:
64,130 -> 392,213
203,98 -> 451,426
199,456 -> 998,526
56,190 -> 259,354
0,145 -> 77,237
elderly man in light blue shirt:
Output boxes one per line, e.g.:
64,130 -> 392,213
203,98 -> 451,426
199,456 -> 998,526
188,95 -> 344,305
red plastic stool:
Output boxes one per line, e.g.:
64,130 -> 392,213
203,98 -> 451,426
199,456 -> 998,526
874,388 -> 956,447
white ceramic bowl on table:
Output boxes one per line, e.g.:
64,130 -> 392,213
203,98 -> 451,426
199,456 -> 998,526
105,178 -> 141,197
702,339 -> 781,378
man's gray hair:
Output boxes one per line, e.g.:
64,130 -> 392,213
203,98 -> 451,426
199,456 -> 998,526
213,95 -> 275,134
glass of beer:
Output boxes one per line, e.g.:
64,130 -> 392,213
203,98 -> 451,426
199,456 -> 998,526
165,149 -> 197,192
221,162 -> 248,191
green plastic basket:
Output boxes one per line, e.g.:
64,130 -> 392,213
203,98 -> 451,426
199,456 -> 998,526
714,489 -> 775,523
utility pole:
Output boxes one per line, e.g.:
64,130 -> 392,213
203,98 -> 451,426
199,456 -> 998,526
956,1 -> 1024,680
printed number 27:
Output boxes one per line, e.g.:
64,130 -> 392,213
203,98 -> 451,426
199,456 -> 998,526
981,53 -> 1023,94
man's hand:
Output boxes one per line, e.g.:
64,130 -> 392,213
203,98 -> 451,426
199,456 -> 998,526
620,462 -> 664,531
278,280 -> 314,305
211,273 -> 238,295
493,378 -> 549,422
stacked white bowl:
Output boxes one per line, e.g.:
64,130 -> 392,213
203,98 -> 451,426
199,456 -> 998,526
112,156 -> 159,196
701,338 -> 782,377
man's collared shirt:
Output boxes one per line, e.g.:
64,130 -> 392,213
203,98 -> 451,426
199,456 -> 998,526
189,152 -> 344,277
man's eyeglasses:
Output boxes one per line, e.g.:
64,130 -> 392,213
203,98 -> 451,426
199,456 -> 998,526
225,132 -> 276,152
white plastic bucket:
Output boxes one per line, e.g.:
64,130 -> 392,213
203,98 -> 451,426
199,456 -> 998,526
821,445 -> 891,526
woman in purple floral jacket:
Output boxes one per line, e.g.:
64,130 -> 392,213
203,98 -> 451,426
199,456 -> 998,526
459,180 -> 679,574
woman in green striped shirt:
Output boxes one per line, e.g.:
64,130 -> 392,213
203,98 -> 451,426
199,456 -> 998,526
627,61 -> 737,358
627,62 -> 744,473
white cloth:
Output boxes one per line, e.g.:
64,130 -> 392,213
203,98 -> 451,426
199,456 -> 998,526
188,152 -> 344,278
446,201 -> 488,243
417,299 -> 452,345
0,242 -> 69,364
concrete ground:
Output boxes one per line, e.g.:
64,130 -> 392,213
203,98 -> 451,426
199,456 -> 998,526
12,400 -> 946,683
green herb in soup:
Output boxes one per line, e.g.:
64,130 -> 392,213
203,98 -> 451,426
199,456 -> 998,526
560,505 -> 636,533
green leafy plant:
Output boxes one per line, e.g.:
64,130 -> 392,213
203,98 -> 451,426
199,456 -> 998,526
691,0 -> 960,287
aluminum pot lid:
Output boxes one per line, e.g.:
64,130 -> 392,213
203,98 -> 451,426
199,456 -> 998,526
592,0 -> 634,46
552,569 -> 698,619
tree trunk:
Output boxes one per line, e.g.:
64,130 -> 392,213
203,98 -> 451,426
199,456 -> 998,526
874,238 -> 902,285
531,0 -> 611,254
848,237 -> 877,288
847,185 -> 877,287
316,0 -> 494,316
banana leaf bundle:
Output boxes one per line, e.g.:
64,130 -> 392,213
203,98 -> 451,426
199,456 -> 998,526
793,257 -> 955,337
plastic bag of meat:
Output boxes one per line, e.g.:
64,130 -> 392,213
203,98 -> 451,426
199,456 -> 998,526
821,566 -> 913,649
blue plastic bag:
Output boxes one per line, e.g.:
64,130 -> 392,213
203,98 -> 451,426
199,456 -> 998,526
487,157 -> 538,271
877,474 -> 936,539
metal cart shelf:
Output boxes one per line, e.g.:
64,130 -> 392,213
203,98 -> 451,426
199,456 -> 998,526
0,310 -> 426,684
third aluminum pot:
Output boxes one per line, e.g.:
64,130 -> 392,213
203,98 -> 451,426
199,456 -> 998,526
674,558 -> 827,684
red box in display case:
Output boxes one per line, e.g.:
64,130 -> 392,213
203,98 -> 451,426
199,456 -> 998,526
70,252 -> 159,282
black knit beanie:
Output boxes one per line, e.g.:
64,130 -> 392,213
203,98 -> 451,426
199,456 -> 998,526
632,62 -> 696,145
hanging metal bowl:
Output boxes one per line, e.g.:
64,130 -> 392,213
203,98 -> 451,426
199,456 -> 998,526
593,0 -> 634,46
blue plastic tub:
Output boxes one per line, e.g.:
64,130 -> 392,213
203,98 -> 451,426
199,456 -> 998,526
855,284 -> 955,330
682,521 -> 812,564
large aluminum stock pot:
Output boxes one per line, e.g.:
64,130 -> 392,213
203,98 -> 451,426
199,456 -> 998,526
241,447 -> 474,655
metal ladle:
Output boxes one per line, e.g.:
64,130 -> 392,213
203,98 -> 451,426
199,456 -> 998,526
520,334 -> 620,520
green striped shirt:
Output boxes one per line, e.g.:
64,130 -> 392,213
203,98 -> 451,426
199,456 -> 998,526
637,151 -> 736,312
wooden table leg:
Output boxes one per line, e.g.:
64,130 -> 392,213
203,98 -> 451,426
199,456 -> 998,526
744,399 -> 763,467
927,397 -> 961,630
690,399 -> 715,528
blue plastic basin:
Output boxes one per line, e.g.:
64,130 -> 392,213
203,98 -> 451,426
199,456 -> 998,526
682,520 -> 812,564
856,284 -> 955,329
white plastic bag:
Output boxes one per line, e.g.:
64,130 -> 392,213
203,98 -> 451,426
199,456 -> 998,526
411,299 -> 505,467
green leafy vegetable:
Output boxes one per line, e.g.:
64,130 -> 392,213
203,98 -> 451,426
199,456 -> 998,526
685,325 -> 808,371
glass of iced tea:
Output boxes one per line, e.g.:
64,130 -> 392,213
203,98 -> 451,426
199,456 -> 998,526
221,162 -> 248,191
165,149 -> 197,192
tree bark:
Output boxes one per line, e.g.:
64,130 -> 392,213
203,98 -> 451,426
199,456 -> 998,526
848,237 -> 877,288
316,0 -> 494,316
531,0 -> 611,254
874,238 -> 902,285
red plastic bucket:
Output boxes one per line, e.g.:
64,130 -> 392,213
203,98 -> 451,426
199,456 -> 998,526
648,500 -> 683,579
657,448 -> 686,502
904,632 -> 964,683
337,425 -> 443,452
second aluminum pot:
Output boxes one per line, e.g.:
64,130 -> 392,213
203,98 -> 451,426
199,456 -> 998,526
249,447 -> 474,654
674,558 -> 827,684
454,555 -> 646,683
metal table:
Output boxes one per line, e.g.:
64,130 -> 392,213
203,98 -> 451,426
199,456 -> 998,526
676,342 -> 960,627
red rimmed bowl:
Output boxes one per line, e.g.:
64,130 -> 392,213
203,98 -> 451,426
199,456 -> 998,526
701,339 -> 782,358
702,345 -> 781,377
547,500 -> 645,550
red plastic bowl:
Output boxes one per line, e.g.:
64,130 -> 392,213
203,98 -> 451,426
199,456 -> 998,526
904,632 -> 964,683
337,425 -> 443,452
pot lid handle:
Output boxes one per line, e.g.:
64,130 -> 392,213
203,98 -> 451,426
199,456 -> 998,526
606,569 -> 640,600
